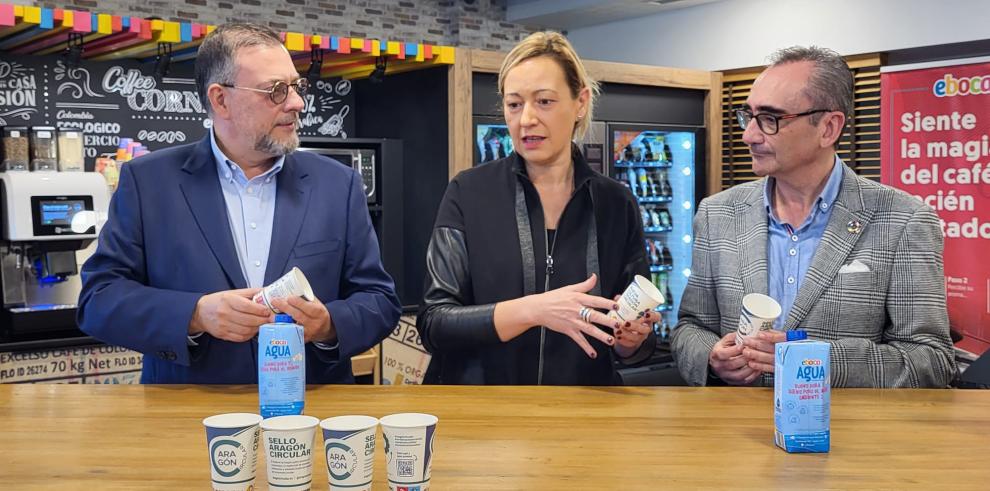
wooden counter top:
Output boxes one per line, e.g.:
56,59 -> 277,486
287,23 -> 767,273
1,384 -> 988,489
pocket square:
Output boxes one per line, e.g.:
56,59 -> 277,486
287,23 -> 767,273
838,259 -> 870,274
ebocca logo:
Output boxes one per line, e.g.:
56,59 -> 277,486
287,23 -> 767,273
933,73 -> 990,97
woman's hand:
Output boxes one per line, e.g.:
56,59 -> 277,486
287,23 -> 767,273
525,274 -> 620,359
614,308 -> 657,358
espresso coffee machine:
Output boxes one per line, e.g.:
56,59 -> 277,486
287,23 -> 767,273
0,172 -> 109,339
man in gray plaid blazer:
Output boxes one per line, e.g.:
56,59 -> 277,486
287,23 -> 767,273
671,46 -> 956,388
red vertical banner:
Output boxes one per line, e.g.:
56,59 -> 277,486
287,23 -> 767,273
881,61 -> 990,355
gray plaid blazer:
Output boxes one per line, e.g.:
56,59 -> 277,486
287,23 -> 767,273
671,162 -> 956,388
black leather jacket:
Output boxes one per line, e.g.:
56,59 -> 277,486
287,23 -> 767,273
417,147 -> 655,385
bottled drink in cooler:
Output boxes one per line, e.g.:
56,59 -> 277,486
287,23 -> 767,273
651,240 -> 668,267
657,169 -> 672,198
649,208 -> 662,229
637,168 -> 650,197
657,271 -> 674,306
626,168 -> 638,196
663,143 -> 674,162
623,144 -> 634,163
658,208 -> 672,229
643,140 -> 654,162
658,241 -> 672,267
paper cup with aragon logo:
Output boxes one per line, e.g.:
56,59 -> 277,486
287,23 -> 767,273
253,266 -> 316,313
321,415 -> 379,491
380,413 -> 438,491
607,274 -> 665,322
202,413 -> 262,491
735,293 -> 782,346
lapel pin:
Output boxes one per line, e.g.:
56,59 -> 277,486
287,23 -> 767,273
847,220 -> 862,234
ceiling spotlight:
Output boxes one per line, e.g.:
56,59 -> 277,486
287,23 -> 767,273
153,43 -> 172,82
62,32 -> 85,69
369,55 -> 387,84
307,48 -> 324,85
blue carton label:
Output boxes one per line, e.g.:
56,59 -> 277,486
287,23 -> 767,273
258,322 -> 305,418
774,340 -> 830,453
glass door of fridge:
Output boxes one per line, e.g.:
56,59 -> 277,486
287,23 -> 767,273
609,124 -> 702,343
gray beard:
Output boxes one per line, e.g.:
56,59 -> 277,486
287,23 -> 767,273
255,131 -> 299,156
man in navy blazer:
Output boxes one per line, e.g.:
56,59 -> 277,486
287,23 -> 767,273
78,23 -> 401,384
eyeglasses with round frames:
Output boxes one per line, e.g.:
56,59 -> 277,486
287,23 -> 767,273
220,78 -> 309,105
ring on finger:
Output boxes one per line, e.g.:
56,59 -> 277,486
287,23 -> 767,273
579,307 -> 592,323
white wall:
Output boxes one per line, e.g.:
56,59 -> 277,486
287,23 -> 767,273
567,0 -> 990,71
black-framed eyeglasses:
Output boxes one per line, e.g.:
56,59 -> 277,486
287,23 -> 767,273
220,78 -> 309,105
735,107 -> 832,135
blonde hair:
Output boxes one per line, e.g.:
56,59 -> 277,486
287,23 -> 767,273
497,31 -> 600,141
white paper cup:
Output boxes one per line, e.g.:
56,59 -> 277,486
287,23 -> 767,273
202,413 -> 262,491
320,415 -> 379,491
735,293 -> 782,346
253,266 -> 316,313
607,274 -> 665,322
261,415 -> 320,491
380,413 -> 438,491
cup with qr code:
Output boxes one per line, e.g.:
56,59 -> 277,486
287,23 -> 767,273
380,413 -> 438,491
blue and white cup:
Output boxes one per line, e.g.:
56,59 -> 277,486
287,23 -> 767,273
202,413 -> 262,491
607,274 -> 665,322
261,415 -> 320,491
736,293 -> 782,346
253,266 -> 316,313
380,413 -> 438,491
320,415 -> 379,491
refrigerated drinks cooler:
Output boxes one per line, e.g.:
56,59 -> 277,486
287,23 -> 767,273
608,124 -> 704,342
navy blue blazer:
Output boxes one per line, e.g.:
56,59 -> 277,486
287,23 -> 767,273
78,136 -> 401,384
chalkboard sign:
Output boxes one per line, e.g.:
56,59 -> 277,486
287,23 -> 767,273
0,54 -> 355,169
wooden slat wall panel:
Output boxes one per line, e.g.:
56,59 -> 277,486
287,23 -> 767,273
718,55 -> 883,191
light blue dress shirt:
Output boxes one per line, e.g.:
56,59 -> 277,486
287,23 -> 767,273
765,156 -> 844,328
190,132 -> 337,350
186,132 -> 283,347
209,130 -> 283,288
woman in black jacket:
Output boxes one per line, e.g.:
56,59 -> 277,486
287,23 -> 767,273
417,31 -> 658,385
